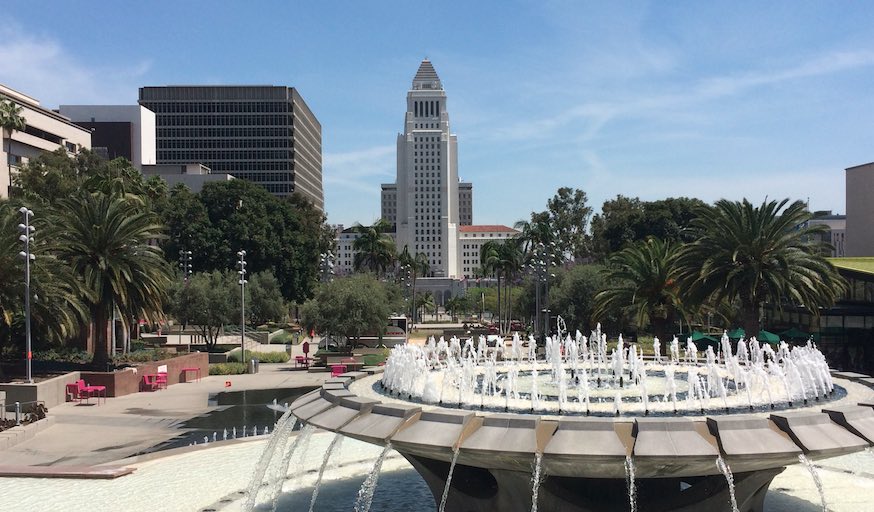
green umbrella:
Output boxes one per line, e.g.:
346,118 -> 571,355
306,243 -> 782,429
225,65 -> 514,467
756,330 -> 780,345
779,327 -> 810,340
690,330 -> 719,344
726,328 -> 745,340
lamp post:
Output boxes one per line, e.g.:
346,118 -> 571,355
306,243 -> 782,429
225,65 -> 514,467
17,207 -> 34,384
237,250 -> 247,369
179,250 -> 192,349
319,251 -> 335,282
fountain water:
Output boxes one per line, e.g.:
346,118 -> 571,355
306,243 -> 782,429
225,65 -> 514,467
624,455 -> 636,512
309,434 -> 344,512
268,424 -> 315,511
798,454 -> 828,512
242,410 -> 295,512
354,442 -> 393,512
530,452 -> 543,512
716,455 -> 739,512
438,446 -> 460,512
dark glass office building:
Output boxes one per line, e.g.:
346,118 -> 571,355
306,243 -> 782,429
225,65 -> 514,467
139,85 -> 323,210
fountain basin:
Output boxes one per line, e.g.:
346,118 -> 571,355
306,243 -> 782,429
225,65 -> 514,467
289,367 -> 874,512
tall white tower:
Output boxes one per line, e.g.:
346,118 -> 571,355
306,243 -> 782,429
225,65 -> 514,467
395,59 -> 459,278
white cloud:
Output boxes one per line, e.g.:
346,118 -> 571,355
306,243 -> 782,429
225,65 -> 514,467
0,26 -> 150,106
323,144 -> 395,194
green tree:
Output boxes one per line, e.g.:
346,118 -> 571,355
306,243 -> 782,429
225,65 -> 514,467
300,274 -> 400,347
594,237 -> 682,347
546,187 -> 592,260
196,180 -> 324,302
49,193 -> 172,365
548,264 -> 606,334
247,271 -> 286,326
1,97 -> 25,195
352,219 -> 396,276
676,198 -> 846,336
398,245 -> 430,322
590,195 -> 710,259
168,270 -> 236,349
0,200 -> 86,349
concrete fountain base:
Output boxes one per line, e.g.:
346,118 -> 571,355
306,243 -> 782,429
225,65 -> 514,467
289,369 -> 874,512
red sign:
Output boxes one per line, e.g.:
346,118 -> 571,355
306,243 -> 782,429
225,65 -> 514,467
302,341 -> 310,354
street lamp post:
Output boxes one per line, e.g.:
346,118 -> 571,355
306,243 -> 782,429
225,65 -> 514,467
17,207 -> 35,384
237,250 -> 247,369
179,250 -> 192,350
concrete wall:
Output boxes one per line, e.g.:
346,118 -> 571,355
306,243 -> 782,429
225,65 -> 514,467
846,162 -> 874,256
0,372 -> 82,409
82,352 -> 208,396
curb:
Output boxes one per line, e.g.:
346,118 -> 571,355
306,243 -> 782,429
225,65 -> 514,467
0,415 -> 56,451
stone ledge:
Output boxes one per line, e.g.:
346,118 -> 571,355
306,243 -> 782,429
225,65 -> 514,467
0,415 -> 56,451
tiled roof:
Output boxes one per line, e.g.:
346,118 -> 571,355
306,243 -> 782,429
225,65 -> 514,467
459,225 -> 518,233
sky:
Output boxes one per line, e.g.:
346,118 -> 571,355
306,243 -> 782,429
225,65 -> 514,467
2,1 -> 873,228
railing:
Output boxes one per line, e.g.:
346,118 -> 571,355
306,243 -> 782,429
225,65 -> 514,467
2,399 -> 46,426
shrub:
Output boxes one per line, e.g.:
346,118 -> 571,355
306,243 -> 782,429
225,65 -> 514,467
209,362 -> 247,375
226,350 -> 289,363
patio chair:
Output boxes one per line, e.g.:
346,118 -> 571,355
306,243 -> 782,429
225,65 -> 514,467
330,364 -> 348,377
143,374 -> 160,392
66,382 -> 90,404
156,364 -> 168,389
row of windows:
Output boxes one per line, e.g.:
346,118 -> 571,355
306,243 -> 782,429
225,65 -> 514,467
413,124 -> 439,129
413,100 -> 440,118
414,137 -> 439,143
157,150 -> 292,161
210,161 -> 291,171
232,172 -> 293,182
157,127 -> 292,138
144,101 -> 290,114
158,114 -> 291,126
158,139 -> 290,149
262,183 -> 292,194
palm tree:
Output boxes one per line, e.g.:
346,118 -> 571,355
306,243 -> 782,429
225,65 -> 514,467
497,240 -> 524,333
352,219 -> 396,277
480,240 -> 502,326
675,199 -> 845,335
0,97 -> 26,195
594,237 -> 681,347
0,201 -> 86,345
398,245 -> 429,323
49,193 -> 172,365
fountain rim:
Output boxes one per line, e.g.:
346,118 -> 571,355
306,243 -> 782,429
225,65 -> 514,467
289,367 -> 874,480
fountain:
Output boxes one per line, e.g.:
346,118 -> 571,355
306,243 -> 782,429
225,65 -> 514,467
286,327 -> 874,512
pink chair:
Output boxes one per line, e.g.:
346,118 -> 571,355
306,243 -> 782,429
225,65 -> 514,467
143,374 -> 160,391
330,364 -> 348,377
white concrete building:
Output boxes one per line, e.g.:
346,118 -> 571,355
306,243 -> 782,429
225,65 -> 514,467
141,163 -> 234,193
458,225 -> 521,278
809,213 -> 846,257
58,105 -> 156,170
391,59 -> 460,278
1,84 -> 91,198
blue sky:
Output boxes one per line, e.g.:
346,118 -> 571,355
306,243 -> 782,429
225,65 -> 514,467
2,1 -> 873,227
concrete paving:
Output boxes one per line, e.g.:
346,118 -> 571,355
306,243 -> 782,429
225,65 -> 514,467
0,363 -> 327,467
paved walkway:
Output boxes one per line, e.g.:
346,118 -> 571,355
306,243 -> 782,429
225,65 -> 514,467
0,363 -> 327,467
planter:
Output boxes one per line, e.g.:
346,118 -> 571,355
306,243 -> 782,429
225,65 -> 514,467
81,352 -> 208,397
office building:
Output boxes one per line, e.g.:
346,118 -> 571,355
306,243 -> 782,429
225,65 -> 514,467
58,105 -> 156,170
381,180 -> 472,228
138,85 -> 323,210
846,162 -> 874,256
1,84 -> 92,198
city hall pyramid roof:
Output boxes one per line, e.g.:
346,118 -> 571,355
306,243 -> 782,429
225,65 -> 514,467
413,59 -> 441,88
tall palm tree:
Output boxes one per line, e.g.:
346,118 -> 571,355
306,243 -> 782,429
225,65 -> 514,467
352,219 -> 396,277
49,193 -> 172,365
398,245 -> 429,323
497,240 -> 524,333
675,199 -> 845,335
594,237 -> 681,347
0,97 -> 26,195
0,201 -> 86,344
480,240 -> 502,327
